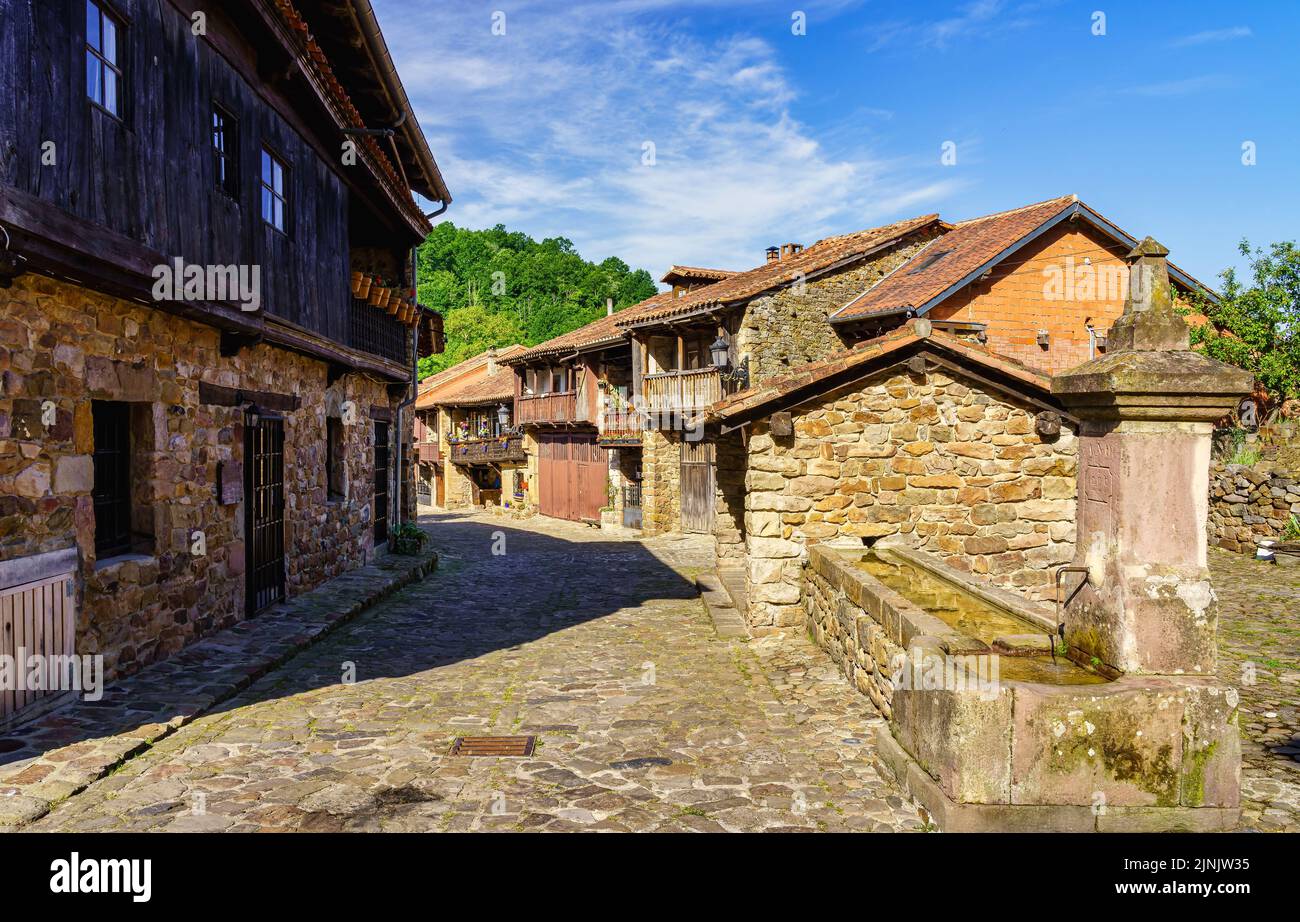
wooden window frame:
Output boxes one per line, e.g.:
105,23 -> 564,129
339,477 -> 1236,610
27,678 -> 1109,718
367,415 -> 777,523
212,103 -> 240,200
85,0 -> 125,119
260,146 -> 289,234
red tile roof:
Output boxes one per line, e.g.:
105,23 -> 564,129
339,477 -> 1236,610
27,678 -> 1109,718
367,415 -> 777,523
831,196 -> 1076,322
415,344 -> 527,408
708,321 -> 1052,422
830,195 -> 1215,323
619,213 -> 947,328
660,265 -> 737,285
435,365 -> 518,406
501,291 -> 679,365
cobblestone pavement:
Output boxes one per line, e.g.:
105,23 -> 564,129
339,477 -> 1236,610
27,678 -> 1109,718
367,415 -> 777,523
28,512 -> 926,833
1209,549 -> 1300,832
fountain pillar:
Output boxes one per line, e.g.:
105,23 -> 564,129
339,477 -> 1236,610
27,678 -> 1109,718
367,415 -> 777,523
1052,238 -> 1253,675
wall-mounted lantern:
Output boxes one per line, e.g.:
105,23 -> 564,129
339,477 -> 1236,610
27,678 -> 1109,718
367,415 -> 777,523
1036,330 -> 1050,348
709,335 -> 731,370
495,403 -> 510,431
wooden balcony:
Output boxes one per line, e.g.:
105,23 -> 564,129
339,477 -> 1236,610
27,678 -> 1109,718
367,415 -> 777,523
448,436 -> 526,465
599,408 -> 644,446
416,441 -> 441,463
641,368 -> 722,418
515,391 -> 578,425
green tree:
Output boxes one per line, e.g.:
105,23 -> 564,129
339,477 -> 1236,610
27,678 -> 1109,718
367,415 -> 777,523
416,222 -> 658,376
1184,239 -> 1300,404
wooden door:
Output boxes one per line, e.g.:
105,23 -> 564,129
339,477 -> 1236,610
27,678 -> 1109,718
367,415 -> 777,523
572,435 -> 607,523
539,433 -> 605,522
435,465 -> 445,506
680,440 -> 715,534
1,567 -> 76,721
245,413 -> 286,615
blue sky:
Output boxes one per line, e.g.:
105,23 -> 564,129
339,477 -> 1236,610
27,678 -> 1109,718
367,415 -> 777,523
372,0 -> 1299,286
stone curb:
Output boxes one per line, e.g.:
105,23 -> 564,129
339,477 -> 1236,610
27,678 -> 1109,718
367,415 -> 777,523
0,549 -> 438,831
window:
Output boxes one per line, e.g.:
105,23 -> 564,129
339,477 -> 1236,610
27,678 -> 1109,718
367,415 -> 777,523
212,105 -> 239,199
909,249 -> 952,274
86,1 -> 123,117
260,148 -> 287,232
326,417 -> 345,500
92,401 -> 155,559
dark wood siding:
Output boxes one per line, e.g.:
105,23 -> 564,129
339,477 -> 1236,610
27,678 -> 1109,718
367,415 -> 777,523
0,0 -> 349,343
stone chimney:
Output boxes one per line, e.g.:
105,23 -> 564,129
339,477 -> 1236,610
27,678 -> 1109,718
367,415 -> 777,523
606,297 -> 614,316
780,242 -> 803,260
486,347 -> 497,374
765,246 -> 780,263
1052,237 -> 1253,675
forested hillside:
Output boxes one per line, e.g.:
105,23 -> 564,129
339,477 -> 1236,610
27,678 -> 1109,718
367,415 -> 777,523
416,222 -> 659,376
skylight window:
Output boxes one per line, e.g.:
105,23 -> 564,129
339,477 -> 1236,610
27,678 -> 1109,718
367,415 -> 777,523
909,249 -> 951,273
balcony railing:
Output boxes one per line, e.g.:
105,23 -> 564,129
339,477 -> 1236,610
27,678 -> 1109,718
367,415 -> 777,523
599,407 -> 644,445
642,368 -> 722,418
448,436 -> 526,465
348,298 -> 409,366
416,441 -> 441,463
515,391 -> 578,425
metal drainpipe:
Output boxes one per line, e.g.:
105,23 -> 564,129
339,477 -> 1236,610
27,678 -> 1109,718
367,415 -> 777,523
394,244 -> 421,528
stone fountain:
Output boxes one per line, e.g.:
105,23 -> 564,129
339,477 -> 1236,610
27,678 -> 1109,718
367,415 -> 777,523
854,238 -> 1253,830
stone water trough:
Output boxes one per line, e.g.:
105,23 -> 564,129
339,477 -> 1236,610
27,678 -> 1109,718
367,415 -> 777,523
803,239 -> 1252,832
805,542 -> 1239,832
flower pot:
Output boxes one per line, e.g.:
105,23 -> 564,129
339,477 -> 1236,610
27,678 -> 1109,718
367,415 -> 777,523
353,273 -> 371,299
368,284 -> 385,307
385,292 -> 400,315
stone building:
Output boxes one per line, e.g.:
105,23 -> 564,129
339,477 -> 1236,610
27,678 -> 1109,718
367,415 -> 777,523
707,322 -> 1079,632
413,346 -> 528,512
0,0 -> 446,717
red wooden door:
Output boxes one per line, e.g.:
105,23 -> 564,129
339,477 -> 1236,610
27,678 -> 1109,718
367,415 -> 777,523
539,433 -> 605,522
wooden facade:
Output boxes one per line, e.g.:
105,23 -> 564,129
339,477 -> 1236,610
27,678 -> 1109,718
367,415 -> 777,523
0,0 -> 448,378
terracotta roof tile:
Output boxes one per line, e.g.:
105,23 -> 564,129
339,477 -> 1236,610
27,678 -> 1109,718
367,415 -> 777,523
660,265 -> 737,285
831,196 -> 1077,322
620,213 -> 947,328
415,344 -> 527,408
435,365 -> 517,406
501,291 -> 679,365
708,323 -> 1052,422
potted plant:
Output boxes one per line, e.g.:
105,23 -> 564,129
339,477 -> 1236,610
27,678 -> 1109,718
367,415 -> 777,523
385,286 -> 401,315
354,272 -> 372,300
368,277 -> 386,307
390,522 -> 428,555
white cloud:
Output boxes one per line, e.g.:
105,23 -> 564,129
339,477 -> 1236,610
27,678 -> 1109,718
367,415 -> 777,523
1169,26 -> 1252,48
375,0 -> 957,276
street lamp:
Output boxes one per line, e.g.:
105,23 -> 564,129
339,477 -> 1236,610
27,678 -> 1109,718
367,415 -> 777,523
495,403 -> 510,432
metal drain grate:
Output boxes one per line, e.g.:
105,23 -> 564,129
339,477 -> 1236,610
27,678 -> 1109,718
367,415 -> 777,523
450,735 -> 536,757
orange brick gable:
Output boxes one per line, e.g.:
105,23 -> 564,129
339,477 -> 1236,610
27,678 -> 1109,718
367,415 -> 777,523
930,222 -> 1131,375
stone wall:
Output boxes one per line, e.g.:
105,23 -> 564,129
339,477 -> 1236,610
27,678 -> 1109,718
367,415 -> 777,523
742,364 -> 1077,632
736,232 -> 942,385
714,430 -> 746,562
640,429 -> 680,536
804,547 -> 905,718
1208,460 -> 1300,553
0,273 -> 402,680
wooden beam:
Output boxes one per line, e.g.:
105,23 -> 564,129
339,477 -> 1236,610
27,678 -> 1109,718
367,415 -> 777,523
197,380 -> 300,412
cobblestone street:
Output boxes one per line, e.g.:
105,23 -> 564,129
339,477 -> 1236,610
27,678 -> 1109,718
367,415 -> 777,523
17,513 -> 1298,833
1209,549 -> 1300,832
27,512 -> 925,833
